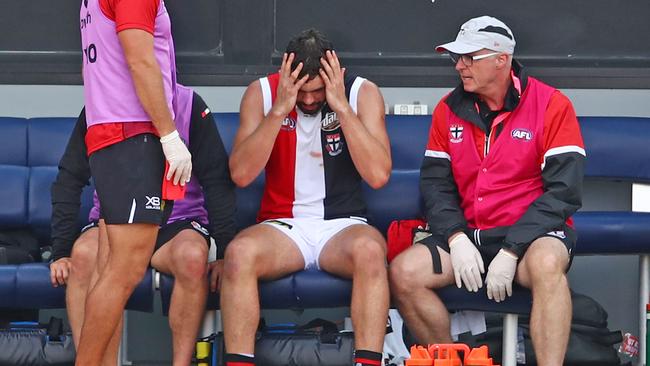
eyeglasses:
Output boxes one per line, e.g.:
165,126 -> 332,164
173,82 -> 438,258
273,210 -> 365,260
449,52 -> 500,66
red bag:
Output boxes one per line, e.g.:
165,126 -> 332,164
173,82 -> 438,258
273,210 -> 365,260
386,219 -> 427,263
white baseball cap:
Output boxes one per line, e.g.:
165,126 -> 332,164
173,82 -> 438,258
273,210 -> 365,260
435,16 -> 516,55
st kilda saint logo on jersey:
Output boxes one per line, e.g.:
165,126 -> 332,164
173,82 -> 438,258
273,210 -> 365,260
449,124 -> 464,143
326,133 -> 344,156
321,112 -> 340,131
281,117 -> 296,131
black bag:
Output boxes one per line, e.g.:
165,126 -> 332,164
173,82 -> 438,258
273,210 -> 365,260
455,291 -> 622,365
0,229 -> 40,264
0,229 -> 41,324
254,318 -> 354,366
0,317 -> 75,366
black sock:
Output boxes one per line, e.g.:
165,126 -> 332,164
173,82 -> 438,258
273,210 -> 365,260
224,353 -> 255,366
354,349 -> 383,366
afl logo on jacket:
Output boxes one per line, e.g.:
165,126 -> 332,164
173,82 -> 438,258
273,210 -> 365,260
511,128 -> 533,141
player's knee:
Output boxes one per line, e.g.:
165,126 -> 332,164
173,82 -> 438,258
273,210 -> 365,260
70,240 -> 98,277
526,247 -> 567,286
350,236 -> 385,264
172,241 -> 208,281
388,257 -> 418,297
223,236 -> 262,279
349,237 -> 386,277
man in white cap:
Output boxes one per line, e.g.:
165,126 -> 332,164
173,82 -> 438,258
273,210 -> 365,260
389,16 -> 585,365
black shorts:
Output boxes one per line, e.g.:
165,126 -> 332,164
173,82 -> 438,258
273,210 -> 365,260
80,220 -> 99,233
417,228 -> 576,274
89,133 -> 170,225
154,219 -> 211,252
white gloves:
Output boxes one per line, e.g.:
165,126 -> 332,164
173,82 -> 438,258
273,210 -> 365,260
160,130 -> 192,185
485,249 -> 518,302
449,233 -> 484,292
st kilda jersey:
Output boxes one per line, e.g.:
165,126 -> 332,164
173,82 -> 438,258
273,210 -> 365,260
256,72 -> 368,222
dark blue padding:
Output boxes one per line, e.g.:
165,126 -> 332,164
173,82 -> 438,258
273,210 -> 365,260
0,265 -> 17,308
438,285 -> 532,315
159,272 -> 297,314
26,167 -> 95,241
12,263 -> 154,311
385,115 -> 430,170
573,211 -> 650,254
28,167 -> 57,241
293,270 -> 352,308
364,171 -> 421,234
580,117 -> 650,182
0,117 -> 27,165
257,275 -> 297,309
27,118 -> 77,167
235,176 -> 264,231
213,112 -> 239,154
0,166 -> 29,229
15,263 -> 66,308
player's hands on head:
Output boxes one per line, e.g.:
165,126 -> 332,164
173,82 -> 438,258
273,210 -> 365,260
271,52 -> 309,118
319,50 -> 350,114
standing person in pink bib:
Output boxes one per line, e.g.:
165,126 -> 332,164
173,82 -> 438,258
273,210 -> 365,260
389,16 -> 585,365
77,0 -> 191,364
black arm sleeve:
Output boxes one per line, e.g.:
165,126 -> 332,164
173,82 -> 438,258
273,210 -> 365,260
188,94 -> 237,259
503,152 -> 585,257
51,109 -> 92,261
420,156 -> 468,241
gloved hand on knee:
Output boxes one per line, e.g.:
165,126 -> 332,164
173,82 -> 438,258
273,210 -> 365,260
485,249 -> 518,302
449,232 -> 484,292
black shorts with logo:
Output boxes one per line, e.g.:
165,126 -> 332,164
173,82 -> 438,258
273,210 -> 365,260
79,218 -> 210,254
417,227 -> 576,274
89,133 -> 169,225
154,218 -> 211,252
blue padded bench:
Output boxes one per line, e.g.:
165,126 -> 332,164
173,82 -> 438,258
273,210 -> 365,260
2,114 -> 650,365
158,114 -> 650,366
0,116 -> 155,313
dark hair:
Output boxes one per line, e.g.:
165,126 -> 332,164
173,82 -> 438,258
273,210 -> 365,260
285,28 -> 333,79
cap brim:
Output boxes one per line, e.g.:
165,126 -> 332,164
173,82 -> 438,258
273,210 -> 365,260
435,41 -> 484,54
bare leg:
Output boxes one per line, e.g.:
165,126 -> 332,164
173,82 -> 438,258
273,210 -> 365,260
151,229 -> 209,366
91,221 -> 123,366
220,224 -> 304,354
389,244 -> 456,344
319,225 -> 389,352
68,223 -> 122,366
75,223 -> 157,365
66,227 -> 99,348
516,237 -> 571,366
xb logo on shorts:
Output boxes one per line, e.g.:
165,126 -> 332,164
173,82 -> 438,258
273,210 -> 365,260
281,117 -> 296,131
326,133 -> 344,156
145,196 -> 161,210
321,112 -> 340,131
